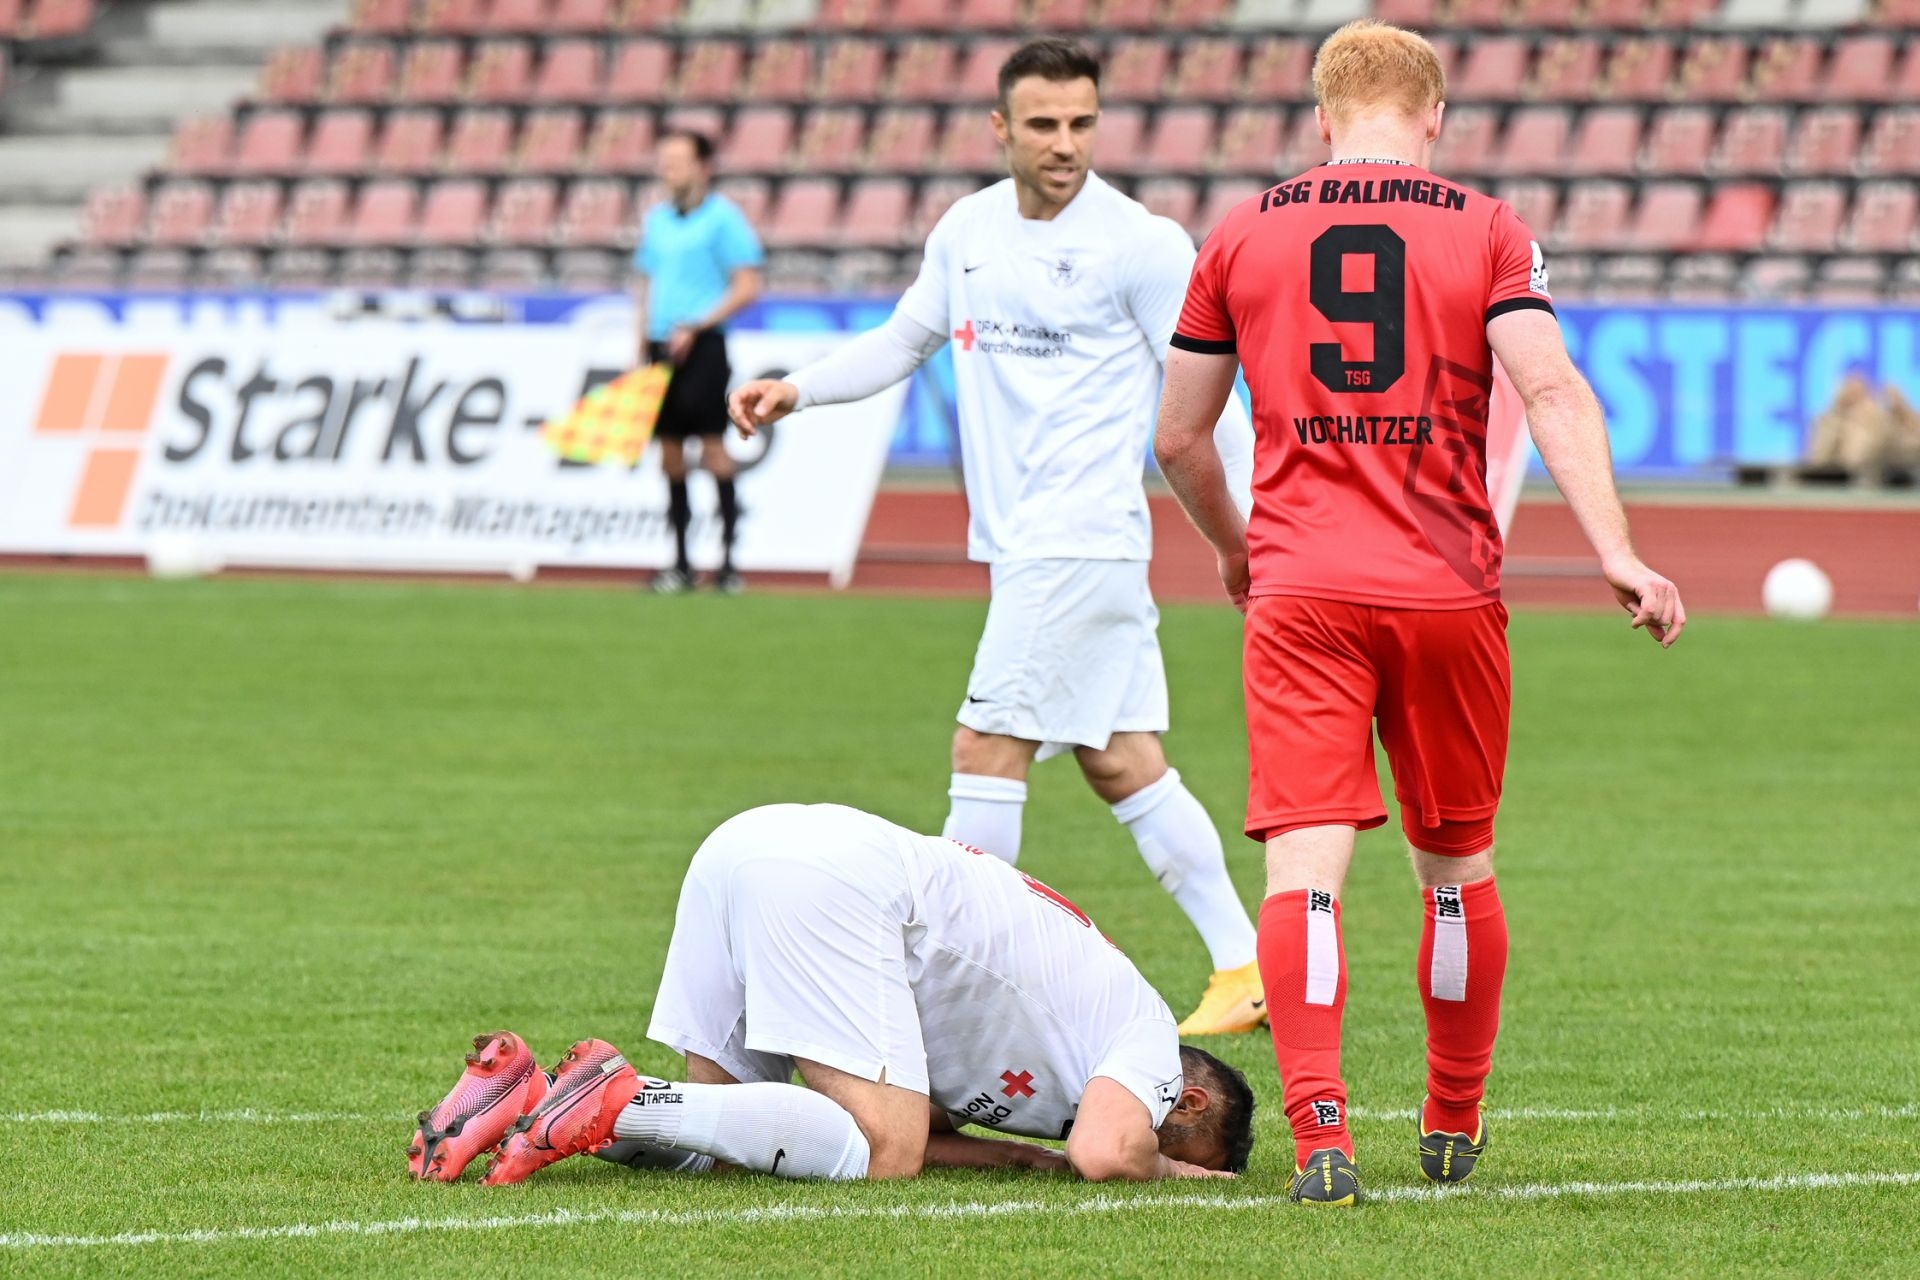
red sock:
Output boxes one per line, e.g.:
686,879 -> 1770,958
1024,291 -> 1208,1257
1418,877 -> 1508,1135
1257,890 -> 1351,1166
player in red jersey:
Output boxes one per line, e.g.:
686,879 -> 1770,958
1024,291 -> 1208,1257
1152,20 -> 1685,1205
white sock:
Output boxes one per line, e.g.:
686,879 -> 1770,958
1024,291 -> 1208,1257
592,1139 -> 715,1174
943,773 -> 1027,864
1111,768 -> 1258,971
612,1079 -> 871,1180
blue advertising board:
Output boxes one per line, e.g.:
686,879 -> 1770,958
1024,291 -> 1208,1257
5,290 -> 1914,477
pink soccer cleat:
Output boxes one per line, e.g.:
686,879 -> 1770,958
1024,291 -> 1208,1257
481,1039 -> 640,1186
408,1030 -> 549,1182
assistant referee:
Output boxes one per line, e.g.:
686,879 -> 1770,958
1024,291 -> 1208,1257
634,128 -> 765,594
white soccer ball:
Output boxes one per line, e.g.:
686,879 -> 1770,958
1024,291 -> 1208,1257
145,534 -> 215,580
1762,558 -> 1832,621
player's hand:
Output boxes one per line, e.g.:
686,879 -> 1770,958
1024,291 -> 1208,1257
666,325 -> 697,365
1217,547 -> 1251,616
728,379 -> 800,439
1165,1157 -> 1235,1179
1602,553 -> 1686,648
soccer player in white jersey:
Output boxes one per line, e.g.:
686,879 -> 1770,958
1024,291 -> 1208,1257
414,804 -> 1255,1185
726,39 -> 1265,1037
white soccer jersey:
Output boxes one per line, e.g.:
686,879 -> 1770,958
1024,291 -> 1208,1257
896,174 -> 1215,564
896,827 -> 1182,1140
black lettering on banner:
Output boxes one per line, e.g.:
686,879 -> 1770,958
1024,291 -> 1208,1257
167,358 -> 222,462
230,365 -> 279,463
446,378 -> 505,465
1308,224 -> 1406,395
273,375 -> 334,461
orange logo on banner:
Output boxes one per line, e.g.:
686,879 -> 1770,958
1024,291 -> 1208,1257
32,352 -> 169,528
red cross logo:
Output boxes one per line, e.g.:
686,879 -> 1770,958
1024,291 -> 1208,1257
999,1069 -> 1035,1099
953,319 -> 977,351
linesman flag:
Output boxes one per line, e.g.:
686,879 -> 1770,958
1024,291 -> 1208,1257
540,363 -> 672,465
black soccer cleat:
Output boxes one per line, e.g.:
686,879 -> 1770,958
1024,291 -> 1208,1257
1290,1148 -> 1362,1206
1417,1100 -> 1488,1185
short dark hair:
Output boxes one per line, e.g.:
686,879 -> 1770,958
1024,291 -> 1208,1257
996,37 -> 1100,108
659,128 -> 715,164
1179,1045 -> 1257,1174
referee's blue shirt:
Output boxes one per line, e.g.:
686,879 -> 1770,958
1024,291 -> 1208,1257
634,193 -> 765,341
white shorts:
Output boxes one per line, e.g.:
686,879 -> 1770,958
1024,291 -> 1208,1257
957,558 -> 1169,758
646,805 -> 932,1095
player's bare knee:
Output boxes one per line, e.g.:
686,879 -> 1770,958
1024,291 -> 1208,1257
951,727 -> 1034,779
1075,734 -> 1166,805
683,1053 -> 738,1085
1410,844 -> 1495,887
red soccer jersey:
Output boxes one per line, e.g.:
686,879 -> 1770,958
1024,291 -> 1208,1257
1173,160 -> 1552,609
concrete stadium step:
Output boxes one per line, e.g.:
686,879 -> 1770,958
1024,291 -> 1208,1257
0,205 -> 82,271
143,1 -> 343,53
0,135 -> 168,202
53,65 -> 258,123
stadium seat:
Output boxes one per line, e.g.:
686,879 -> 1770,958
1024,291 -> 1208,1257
1531,38 -> 1602,103
1672,37 -> 1746,102
956,0 -> 1020,27
1429,106 -> 1495,175
350,0 -> 409,33
763,177 -> 838,248
1510,0 -> 1580,23
1642,107 -> 1714,176
1568,107 -> 1639,177
939,111 -> 1002,172
448,109 -> 517,173
1092,106 -> 1146,174
490,177 -> 559,245
1028,0 -> 1092,27
1496,181 -> 1557,243
480,247 -> 546,289
306,110 -> 376,175
1241,37 -> 1310,100
468,39 -> 534,101
1495,108 -> 1570,177
1696,182 -> 1775,251
725,105 -> 796,171
817,39 -> 884,102
1741,254 -> 1808,300
535,40 -> 603,101
1625,182 -> 1704,251
351,181 -> 420,244
398,41 -> 465,103
1277,107 -> 1329,175
888,39 -> 956,101
281,180 -> 353,245
375,110 -> 445,174
744,39 -> 810,101
1171,38 -> 1240,101
1143,107 -> 1216,175
672,40 -> 737,102
1105,39 -> 1171,103
1768,181 -> 1844,252
420,0 -> 487,33
1373,0 -> 1438,21
1192,178 -> 1262,238
1215,106 -> 1282,176
795,107 -> 865,172
421,183 -> 496,249
1455,38 -> 1528,102
1861,108 -> 1920,176
1590,255 -> 1663,302
1137,178 -> 1199,229
1164,0 -> 1230,26
1894,43 -> 1920,103
146,182 -> 216,248
1812,257 -> 1885,305
1750,37 -> 1823,101
260,45 -> 326,104
1602,38 -> 1676,102
817,0 -> 881,28
552,0 -> 615,30
1711,108 -> 1787,176
1842,181 -> 1917,253
485,0 -> 550,31
607,40 -> 672,104
1554,181 -> 1630,250
556,178 -> 631,246
233,111 -> 306,176
517,108 -> 584,171
168,115 -> 233,175
201,248 -> 266,288
24,0 -> 94,40
1667,254 -> 1738,303
1785,108 -> 1861,177
212,181 -> 284,247
914,175 -> 982,236
864,107 -> 936,172
1098,0 -> 1160,27
126,249 -> 191,291
582,109 -> 655,171
953,40 -> 1017,103
1445,0 -> 1504,23
1822,35 -> 1895,102
80,183 -> 144,247
839,177 -> 912,247
889,0 -> 947,25
716,175 -> 771,225
327,43 -> 397,104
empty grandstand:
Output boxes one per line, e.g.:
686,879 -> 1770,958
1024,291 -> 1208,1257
3,0 -> 1917,298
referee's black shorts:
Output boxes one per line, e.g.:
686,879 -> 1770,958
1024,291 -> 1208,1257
648,330 -> 732,440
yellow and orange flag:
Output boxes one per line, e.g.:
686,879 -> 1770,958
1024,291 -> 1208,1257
540,363 -> 672,466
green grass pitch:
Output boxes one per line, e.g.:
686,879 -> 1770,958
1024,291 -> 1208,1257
2,573 -> 1916,1278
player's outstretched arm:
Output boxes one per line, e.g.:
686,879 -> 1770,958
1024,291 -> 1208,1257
923,1110 -> 1070,1173
726,309 -> 947,439
1489,309 -> 1687,647
1154,349 -> 1252,613
1064,1078 -> 1230,1181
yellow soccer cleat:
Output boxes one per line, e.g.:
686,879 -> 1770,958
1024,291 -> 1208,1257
1175,960 -> 1268,1036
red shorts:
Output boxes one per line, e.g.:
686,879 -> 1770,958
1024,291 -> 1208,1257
1243,595 -> 1510,857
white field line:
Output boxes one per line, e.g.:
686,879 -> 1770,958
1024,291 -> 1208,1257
4,1170 -> 1919,1252
10,1102 -> 1918,1126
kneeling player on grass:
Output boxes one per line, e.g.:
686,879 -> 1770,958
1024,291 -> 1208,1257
408,804 -> 1254,1184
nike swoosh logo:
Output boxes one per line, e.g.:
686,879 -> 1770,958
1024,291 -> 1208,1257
964,263 -> 985,273
965,694 -> 987,704
770,1147 -> 786,1175
1251,998 -> 1266,1009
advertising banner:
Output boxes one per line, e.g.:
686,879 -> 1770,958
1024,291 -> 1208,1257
0,294 -> 903,583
